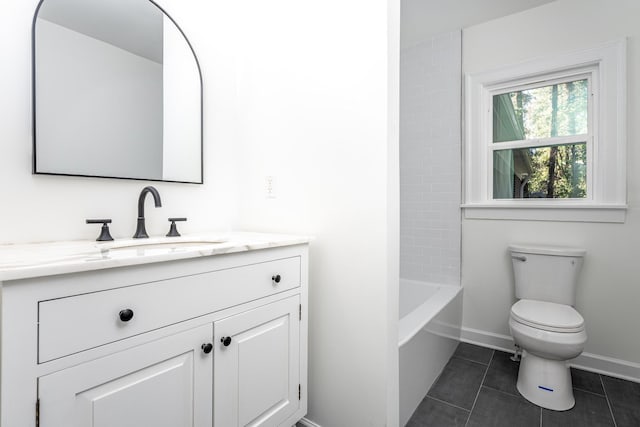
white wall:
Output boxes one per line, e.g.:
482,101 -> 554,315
227,0 -> 400,425
400,0 -> 555,49
0,0 -> 237,244
400,31 -> 461,285
36,18 -> 164,180
461,0 -> 640,377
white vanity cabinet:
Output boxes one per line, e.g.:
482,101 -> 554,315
214,296 -> 300,426
38,324 -> 214,427
0,238 -> 308,427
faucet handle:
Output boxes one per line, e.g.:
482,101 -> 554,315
86,219 -> 114,241
166,218 -> 187,237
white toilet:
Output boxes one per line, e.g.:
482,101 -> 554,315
508,244 -> 587,411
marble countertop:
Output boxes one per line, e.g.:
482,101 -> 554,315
0,231 -> 311,282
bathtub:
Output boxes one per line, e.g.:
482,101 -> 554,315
399,279 -> 463,427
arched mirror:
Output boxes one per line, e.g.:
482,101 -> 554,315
32,0 -> 203,183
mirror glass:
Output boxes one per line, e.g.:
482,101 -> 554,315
33,0 -> 202,183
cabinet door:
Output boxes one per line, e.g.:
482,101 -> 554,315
38,324 -> 213,427
214,296 -> 300,427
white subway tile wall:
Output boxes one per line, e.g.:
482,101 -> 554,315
400,31 -> 461,285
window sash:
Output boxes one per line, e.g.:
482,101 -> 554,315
489,134 -> 589,151
486,71 -> 595,201
490,71 -> 593,99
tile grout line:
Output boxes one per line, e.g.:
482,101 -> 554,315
463,349 -> 494,427
424,395 -> 472,414
452,354 -> 492,368
573,386 -> 606,398
479,382 -> 530,400
539,407 -> 542,427
482,383 -> 520,398
600,374 -> 619,427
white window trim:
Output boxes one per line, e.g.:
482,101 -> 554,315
463,39 -> 627,223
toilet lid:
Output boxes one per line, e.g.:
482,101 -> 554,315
511,299 -> 585,333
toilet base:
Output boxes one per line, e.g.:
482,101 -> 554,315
516,350 -> 575,411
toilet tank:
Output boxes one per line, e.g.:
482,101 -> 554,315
509,245 -> 586,306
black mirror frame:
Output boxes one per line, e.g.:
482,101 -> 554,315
31,0 -> 204,184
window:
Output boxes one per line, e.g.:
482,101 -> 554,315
492,74 -> 591,200
464,40 -> 627,222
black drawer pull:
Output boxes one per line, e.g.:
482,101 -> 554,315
119,309 -> 134,322
272,274 -> 281,284
221,336 -> 232,347
201,343 -> 213,354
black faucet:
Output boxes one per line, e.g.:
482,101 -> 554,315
133,186 -> 162,238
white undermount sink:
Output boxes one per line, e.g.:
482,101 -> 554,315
97,236 -> 229,252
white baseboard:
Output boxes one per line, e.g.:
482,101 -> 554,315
297,417 -> 323,427
571,352 -> 640,383
460,326 -> 640,383
460,326 -> 515,352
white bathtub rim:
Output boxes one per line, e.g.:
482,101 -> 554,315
398,281 -> 461,348
399,279 -> 440,318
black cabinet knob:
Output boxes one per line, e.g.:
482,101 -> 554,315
272,274 -> 281,284
201,343 -> 213,354
221,336 -> 232,347
119,309 -> 134,322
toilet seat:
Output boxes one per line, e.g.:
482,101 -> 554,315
510,299 -> 584,333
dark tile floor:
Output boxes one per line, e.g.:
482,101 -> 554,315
407,342 -> 640,427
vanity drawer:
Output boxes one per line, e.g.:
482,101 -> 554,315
38,256 -> 300,362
